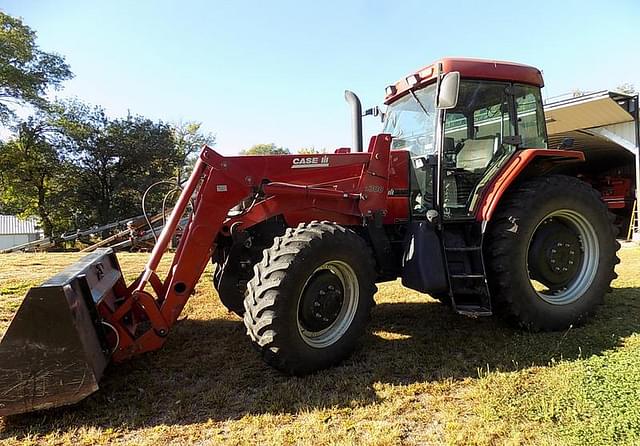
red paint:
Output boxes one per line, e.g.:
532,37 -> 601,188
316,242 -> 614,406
385,57 -> 544,105
582,175 -> 634,210
475,149 -> 585,222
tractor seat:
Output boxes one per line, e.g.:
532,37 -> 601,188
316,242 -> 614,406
443,136 -> 498,212
456,137 -> 497,173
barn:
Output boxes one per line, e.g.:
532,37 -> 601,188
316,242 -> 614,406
0,215 -> 43,250
544,90 -> 639,241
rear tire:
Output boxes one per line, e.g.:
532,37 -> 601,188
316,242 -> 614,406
243,221 -> 376,375
485,175 -> 619,331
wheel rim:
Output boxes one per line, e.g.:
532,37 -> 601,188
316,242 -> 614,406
526,209 -> 599,305
297,260 -> 359,348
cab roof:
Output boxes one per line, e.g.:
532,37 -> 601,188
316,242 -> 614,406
384,57 -> 544,105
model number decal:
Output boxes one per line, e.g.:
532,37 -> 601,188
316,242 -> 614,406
365,185 -> 384,193
291,156 -> 330,168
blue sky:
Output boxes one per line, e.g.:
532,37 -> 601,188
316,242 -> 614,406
2,0 -> 639,154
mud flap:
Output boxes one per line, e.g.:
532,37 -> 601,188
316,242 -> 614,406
0,249 -> 124,416
401,221 -> 449,294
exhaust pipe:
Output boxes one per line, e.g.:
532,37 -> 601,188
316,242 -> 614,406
344,90 -> 363,152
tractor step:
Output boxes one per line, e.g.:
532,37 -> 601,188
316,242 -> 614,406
445,246 -> 481,252
455,305 -> 493,317
441,222 -> 492,317
450,273 -> 484,279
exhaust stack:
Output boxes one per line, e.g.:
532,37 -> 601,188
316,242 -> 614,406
344,90 -> 363,152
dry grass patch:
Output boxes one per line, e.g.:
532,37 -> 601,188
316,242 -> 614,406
0,246 -> 638,445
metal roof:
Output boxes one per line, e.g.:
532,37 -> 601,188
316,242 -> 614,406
544,90 -> 638,173
0,215 -> 41,235
544,91 -> 635,134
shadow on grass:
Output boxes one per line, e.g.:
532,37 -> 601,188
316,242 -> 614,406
2,286 -> 639,438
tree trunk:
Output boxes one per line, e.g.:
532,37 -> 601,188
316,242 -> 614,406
37,178 -> 53,238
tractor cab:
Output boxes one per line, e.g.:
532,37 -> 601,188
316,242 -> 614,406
383,58 -> 548,221
381,59 -> 553,314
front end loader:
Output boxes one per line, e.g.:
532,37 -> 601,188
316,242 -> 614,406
0,58 -> 620,417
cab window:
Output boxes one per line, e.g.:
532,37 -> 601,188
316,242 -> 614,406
442,80 -> 514,218
514,84 -> 547,148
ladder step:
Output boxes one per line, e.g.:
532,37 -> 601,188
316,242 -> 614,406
445,246 -> 481,252
450,274 -> 485,279
455,305 -> 492,317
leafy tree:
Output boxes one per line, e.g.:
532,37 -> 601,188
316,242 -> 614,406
0,12 -> 72,123
297,147 -> 326,154
172,121 -> 216,182
52,100 -> 180,225
241,143 -> 290,155
240,143 -> 291,155
0,116 -> 77,236
615,83 -> 637,95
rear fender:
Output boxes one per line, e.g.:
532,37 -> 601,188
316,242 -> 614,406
476,149 -> 585,222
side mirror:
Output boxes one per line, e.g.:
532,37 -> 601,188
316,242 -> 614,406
363,106 -> 385,122
363,106 -> 380,117
436,71 -> 460,109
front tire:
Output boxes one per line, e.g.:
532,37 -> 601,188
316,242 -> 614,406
243,221 -> 376,375
485,175 -> 619,331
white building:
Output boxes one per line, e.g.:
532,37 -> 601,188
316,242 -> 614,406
0,215 -> 43,250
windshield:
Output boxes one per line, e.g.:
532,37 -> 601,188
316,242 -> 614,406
383,84 -> 437,157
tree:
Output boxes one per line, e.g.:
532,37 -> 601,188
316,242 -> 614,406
615,83 -> 637,95
172,121 -> 216,182
240,143 -> 290,155
0,116 -> 76,236
297,147 -> 325,154
0,12 -> 73,123
52,100 -> 180,226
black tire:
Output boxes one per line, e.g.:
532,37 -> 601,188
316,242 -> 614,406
243,221 -> 377,375
212,220 -> 287,316
485,174 -> 620,331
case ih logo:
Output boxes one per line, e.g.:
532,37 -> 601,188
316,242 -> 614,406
291,155 -> 330,168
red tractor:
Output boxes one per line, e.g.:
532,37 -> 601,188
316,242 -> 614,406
0,58 -> 619,416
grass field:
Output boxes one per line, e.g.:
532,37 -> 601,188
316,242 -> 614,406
0,246 -> 639,445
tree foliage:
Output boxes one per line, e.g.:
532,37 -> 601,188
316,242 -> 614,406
0,12 -> 73,123
615,83 -> 637,95
50,100 -> 181,226
297,147 -> 326,154
241,143 -> 290,155
172,121 -> 216,181
0,115 -> 76,236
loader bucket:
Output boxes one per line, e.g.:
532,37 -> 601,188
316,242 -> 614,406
0,248 -> 125,416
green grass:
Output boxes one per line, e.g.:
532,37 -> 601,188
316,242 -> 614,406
0,246 -> 638,445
